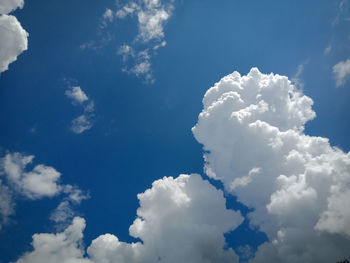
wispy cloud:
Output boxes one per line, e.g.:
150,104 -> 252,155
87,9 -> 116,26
65,85 -> 95,134
333,58 -> 350,87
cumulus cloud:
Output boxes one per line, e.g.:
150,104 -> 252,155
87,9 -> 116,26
0,0 -> 23,14
0,14 -> 28,73
14,217 -> 91,263
192,68 -> 350,262
65,85 -> 95,134
65,86 -> 89,104
333,58 -> 350,87
15,174 -> 243,263
2,153 -> 61,199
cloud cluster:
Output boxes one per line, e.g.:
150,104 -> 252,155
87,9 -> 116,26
0,152 -> 88,230
65,85 -> 95,134
192,68 -> 350,262
100,0 -> 174,82
14,174 -> 243,263
0,0 -> 28,74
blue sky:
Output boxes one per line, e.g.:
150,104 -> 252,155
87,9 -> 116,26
0,0 -> 350,262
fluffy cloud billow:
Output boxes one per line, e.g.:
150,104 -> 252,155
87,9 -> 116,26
0,0 -> 28,74
192,68 -> 350,262
14,174 -> 243,263
0,152 -> 88,230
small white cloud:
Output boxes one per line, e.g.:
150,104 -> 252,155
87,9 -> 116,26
65,86 -> 89,104
153,40 -> 166,50
103,8 -> 113,22
333,58 -> 350,87
65,85 -> 95,134
63,184 -> 90,204
324,45 -> 332,55
117,44 -> 135,61
2,153 -> 62,199
71,115 -> 93,134
115,2 -> 139,19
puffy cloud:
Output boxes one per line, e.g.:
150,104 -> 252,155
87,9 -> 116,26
333,58 -> 350,87
0,0 -> 23,15
14,217 -> 92,263
0,14 -> 28,73
0,152 -> 88,230
192,68 -> 350,262
65,86 -> 89,104
2,153 -> 61,199
16,174 -> 243,263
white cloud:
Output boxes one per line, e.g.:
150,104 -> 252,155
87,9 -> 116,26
103,8 -> 114,22
65,85 -> 95,134
117,44 -> 135,62
2,153 -> 61,199
0,152 -> 89,230
115,2 -> 139,19
113,0 -> 174,81
50,201 -> 75,225
0,14 -> 28,73
65,86 -> 89,104
50,185 -> 90,226
0,0 -> 23,15
63,184 -> 90,204
14,217 -> 92,263
71,114 -> 93,134
120,48 -> 154,83
333,58 -> 350,87
192,68 -> 350,262
15,174 -> 243,263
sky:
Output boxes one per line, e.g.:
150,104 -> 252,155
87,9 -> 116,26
0,0 -> 350,262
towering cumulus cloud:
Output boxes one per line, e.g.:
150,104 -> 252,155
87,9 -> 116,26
15,174 -> 243,263
0,0 -> 28,74
192,68 -> 350,262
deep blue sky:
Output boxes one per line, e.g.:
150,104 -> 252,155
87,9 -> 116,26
0,0 -> 349,262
